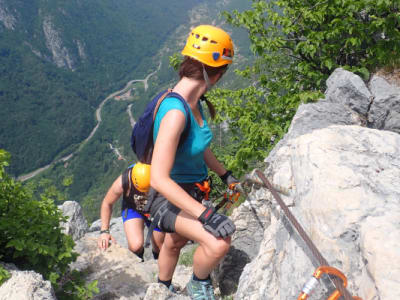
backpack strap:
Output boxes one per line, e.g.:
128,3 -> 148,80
152,90 -> 191,143
144,90 -> 192,163
152,89 -> 173,121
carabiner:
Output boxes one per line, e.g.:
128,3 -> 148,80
298,266 -> 362,300
221,183 -> 240,213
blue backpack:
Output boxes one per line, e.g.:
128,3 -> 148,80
130,89 -> 191,164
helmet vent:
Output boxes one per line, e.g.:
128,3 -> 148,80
183,25 -> 234,67
222,48 -> 233,58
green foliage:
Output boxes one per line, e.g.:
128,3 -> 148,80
169,53 -> 182,71
0,151 -> 76,279
55,269 -> 99,300
0,149 -> 98,298
211,0 -> 400,175
0,265 -> 11,286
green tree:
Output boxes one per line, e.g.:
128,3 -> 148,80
210,0 -> 400,174
0,149 -> 98,298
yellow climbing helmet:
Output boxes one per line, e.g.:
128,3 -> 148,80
181,25 -> 234,67
132,162 -> 151,193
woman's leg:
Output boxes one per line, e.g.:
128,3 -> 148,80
158,232 -> 188,281
151,230 -> 165,254
123,217 -> 145,253
175,210 -> 231,279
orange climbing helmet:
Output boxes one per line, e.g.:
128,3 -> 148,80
132,162 -> 151,193
181,25 -> 234,67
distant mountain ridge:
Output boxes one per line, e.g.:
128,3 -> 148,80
0,0 -> 210,175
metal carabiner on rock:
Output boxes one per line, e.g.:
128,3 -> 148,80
298,266 -> 362,300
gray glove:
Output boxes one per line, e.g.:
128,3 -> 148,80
220,170 -> 239,186
198,207 -> 236,238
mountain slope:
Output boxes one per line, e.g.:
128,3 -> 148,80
0,0 -> 209,175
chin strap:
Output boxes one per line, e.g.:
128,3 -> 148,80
202,64 -> 213,91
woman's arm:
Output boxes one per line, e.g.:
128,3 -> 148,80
98,175 -> 122,249
150,109 -> 205,219
100,175 -> 123,230
203,147 -> 227,176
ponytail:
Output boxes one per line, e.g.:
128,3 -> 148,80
201,95 -> 216,120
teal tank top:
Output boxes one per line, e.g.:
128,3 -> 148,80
153,96 -> 212,183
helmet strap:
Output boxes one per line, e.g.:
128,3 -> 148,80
202,64 -> 213,92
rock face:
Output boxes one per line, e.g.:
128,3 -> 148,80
71,236 -> 158,299
368,76 -> 400,133
58,200 -> 89,241
42,17 -> 76,70
0,263 -> 56,300
82,219 -> 193,298
218,68 -> 400,300
0,0 -> 16,30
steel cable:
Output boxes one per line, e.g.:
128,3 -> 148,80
255,169 -> 354,300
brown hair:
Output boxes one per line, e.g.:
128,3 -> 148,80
179,57 -> 227,79
179,57 -> 227,119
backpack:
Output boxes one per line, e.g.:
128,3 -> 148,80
130,89 -> 191,164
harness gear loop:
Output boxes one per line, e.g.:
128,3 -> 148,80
298,266 -> 362,300
254,170 -> 361,300
195,180 -> 211,201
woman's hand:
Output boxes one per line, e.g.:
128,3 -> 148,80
97,231 -> 116,251
198,206 -> 236,238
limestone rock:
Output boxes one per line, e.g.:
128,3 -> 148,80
217,69 -> 400,300
70,236 -> 192,299
144,283 -> 189,300
0,263 -> 55,300
43,16 -> 75,70
71,236 -> 156,299
58,200 -> 88,240
88,217 -> 128,249
0,0 -> 16,30
368,75 -> 400,133
325,68 -> 372,116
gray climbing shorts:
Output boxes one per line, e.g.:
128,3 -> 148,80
146,183 -> 202,233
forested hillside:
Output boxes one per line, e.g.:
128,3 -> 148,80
0,0 -> 212,175
1,0 -> 252,222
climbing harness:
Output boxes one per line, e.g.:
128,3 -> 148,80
144,201 -> 168,248
254,170 -> 361,300
215,183 -> 240,214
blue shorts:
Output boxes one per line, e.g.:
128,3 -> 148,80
121,208 -> 161,232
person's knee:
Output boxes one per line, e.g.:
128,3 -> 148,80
205,237 -> 231,258
127,240 -> 144,253
167,241 -> 186,254
152,232 -> 165,251
164,236 -> 187,254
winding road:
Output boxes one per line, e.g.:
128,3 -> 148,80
17,62 -> 161,182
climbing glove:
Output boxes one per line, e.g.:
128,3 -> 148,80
220,170 -> 239,186
198,206 -> 236,238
